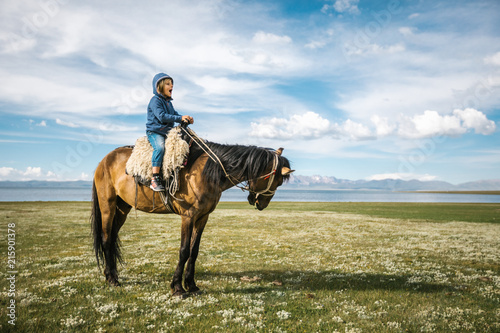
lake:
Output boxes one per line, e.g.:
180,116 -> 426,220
1,187 -> 499,203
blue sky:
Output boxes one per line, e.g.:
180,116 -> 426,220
1,0 -> 499,184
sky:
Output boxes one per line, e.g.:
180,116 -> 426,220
1,0 -> 499,184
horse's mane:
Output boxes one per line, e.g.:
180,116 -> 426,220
186,141 -> 291,187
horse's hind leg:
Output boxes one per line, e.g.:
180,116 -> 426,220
184,215 -> 209,293
102,196 -> 131,286
171,216 -> 194,297
101,196 -> 119,285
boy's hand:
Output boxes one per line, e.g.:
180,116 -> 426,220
182,115 -> 194,124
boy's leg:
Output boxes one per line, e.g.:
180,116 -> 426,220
147,131 -> 166,191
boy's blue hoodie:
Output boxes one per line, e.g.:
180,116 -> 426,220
146,73 -> 183,135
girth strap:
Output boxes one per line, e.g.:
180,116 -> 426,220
133,176 -> 175,213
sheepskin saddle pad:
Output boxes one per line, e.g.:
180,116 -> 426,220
125,127 -> 190,186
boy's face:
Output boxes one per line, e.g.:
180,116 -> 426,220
162,79 -> 173,98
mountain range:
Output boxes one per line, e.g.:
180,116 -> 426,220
1,177 -> 499,191
283,175 -> 500,191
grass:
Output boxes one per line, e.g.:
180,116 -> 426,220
217,202 -> 500,223
0,201 -> 499,332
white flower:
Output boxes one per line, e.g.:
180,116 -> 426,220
60,315 -> 84,328
276,310 -> 291,320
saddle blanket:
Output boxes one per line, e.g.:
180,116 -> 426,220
125,127 -> 190,183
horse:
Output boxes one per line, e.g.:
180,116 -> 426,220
90,127 -> 294,297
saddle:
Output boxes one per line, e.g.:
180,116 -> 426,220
125,127 -> 190,210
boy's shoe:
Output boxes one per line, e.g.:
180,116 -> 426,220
150,176 -> 165,192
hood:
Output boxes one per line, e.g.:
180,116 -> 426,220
152,73 -> 173,97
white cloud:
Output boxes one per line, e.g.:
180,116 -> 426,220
56,118 -> 79,128
453,108 -> 496,135
484,52 -> 500,66
336,4 -> 500,122
0,167 -> 14,177
343,42 -> 405,57
0,70 -> 123,116
305,29 -> 334,49
79,172 -> 90,181
399,27 -> 414,36
250,109 -> 496,141
0,166 -> 56,180
249,111 -> 330,139
332,0 -> 360,14
0,166 -> 92,181
23,166 -> 42,177
336,73 -> 482,121
399,109 -> 496,139
0,31 -> 37,54
334,119 -> 374,140
371,115 -> 395,137
193,76 -> 267,96
399,110 -> 466,138
305,40 -> 327,49
252,31 -> 292,44
250,112 -> 374,141
321,0 -> 359,15
0,0 -> 309,127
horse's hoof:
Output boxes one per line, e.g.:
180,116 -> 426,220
172,290 -> 189,299
107,279 -> 121,287
105,271 -> 120,286
189,289 -> 203,296
187,285 -> 202,294
186,284 -> 199,291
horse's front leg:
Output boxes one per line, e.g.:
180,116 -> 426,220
184,215 -> 209,293
171,216 -> 193,297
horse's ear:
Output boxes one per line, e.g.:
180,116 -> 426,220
281,167 -> 295,176
275,147 -> 284,156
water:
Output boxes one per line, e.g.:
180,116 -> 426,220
0,187 -> 94,202
1,187 -> 499,203
223,189 -> 500,203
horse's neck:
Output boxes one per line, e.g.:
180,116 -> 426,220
219,160 -> 250,192
220,173 -> 248,192
198,143 -> 257,192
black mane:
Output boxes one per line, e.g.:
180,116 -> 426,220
186,141 -> 291,186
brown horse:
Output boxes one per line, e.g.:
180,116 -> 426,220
91,128 -> 293,297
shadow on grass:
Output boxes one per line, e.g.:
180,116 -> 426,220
197,270 -> 454,294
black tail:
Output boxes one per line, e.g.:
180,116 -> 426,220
91,180 -> 104,269
91,180 -> 123,271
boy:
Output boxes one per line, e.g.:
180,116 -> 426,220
146,73 -> 193,191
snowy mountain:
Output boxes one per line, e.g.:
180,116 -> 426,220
283,175 -> 500,191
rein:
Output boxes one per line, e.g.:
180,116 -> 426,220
179,125 -> 279,198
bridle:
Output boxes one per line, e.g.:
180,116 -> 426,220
180,124 -> 281,200
249,153 -> 279,200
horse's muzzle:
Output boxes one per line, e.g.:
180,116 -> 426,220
248,193 -> 268,211
247,193 -> 256,206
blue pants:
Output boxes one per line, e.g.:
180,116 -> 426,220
147,131 -> 165,168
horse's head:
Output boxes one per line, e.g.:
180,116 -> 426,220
247,148 -> 294,210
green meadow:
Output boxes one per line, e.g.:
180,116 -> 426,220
0,201 -> 499,332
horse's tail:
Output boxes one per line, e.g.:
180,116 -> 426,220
91,179 -> 124,272
90,180 -> 104,269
